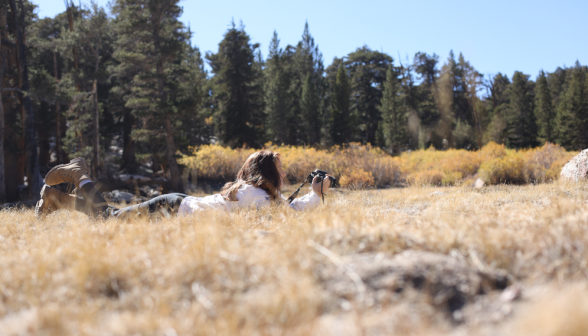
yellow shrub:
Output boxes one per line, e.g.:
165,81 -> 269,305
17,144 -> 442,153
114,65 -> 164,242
478,141 -> 507,161
338,168 -> 375,189
523,143 -> 575,182
400,148 -> 483,186
479,152 -> 525,184
442,172 -> 463,186
407,170 -> 446,186
180,142 -> 576,189
180,145 -> 255,181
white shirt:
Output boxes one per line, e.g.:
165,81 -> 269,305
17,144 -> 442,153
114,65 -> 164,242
178,184 -> 321,217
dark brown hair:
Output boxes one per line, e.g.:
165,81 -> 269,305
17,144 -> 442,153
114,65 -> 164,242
221,150 -> 282,201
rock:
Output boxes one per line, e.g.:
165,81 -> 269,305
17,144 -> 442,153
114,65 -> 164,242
105,190 -> 134,204
430,191 -> 445,196
0,199 -> 37,210
560,149 -> 588,181
313,250 -> 508,317
139,185 -> 161,198
500,284 -> 522,302
474,178 -> 485,189
313,314 -> 362,336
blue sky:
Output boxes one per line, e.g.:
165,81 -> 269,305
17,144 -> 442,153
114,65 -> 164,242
37,0 -> 586,80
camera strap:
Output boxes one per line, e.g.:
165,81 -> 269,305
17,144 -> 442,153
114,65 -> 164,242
286,174 -> 310,204
287,173 -> 325,204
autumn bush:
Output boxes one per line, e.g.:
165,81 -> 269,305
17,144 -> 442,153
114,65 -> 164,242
479,143 -> 574,184
180,142 -> 576,188
181,142 -> 400,188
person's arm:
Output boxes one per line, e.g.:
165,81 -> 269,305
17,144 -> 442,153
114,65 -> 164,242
287,175 -> 331,211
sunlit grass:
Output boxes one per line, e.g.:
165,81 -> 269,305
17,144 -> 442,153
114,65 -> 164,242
1,181 -> 588,335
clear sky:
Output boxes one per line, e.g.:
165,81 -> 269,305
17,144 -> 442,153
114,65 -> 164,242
36,0 -> 587,80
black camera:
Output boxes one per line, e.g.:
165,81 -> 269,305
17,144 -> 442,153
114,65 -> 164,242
307,169 -> 337,187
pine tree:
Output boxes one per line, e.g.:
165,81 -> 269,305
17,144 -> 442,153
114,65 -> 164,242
173,44 -> 210,151
534,70 -> 555,143
412,52 -> 439,127
55,2 -> 113,177
345,46 -> 393,145
454,53 -> 475,127
483,73 -> 510,144
300,72 -> 320,144
292,22 -> 324,144
437,51 -> 480,148
461,55 -> 484,147
436,51 -> 458,144
264,31 -> 294,145
9,0 -> 43,198
379,67 -> 407,155
555,62 -> 588,150
206,22 -> 264,148
330,62 -> 351,144
112,0 -> 189,192
505,71 -> 537,148
548,67 -> 569,108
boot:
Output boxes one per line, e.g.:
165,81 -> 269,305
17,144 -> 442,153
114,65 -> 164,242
45,158 -> 92,188
35,184 -> 77,218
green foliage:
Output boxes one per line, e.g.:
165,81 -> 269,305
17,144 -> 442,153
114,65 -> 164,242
412,52 -> 440,127
437,51 -> 483,148
206,22 -> 264,148
111,0 -> 205,191
483,73 -> 510,145
555,63 -> 588,150
293,22 -> 325,145
330,63 -> 352,144
264,31 -> 294,145
300,72 -> 321,144
344,46 -> 393,145
534,70 -> 555,144
505,71 -> 538,148
379,67 -> 407,154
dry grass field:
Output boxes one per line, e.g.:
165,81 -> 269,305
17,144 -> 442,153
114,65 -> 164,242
2,181 -> 588,335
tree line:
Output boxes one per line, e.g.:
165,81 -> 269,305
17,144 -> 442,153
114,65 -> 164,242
1,0 -> 587,203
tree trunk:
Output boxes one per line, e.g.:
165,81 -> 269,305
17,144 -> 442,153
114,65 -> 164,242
121,108 -> 136,173
156,58 -> 183,192
38,107 -> 50,166
65,2 -> 79,80
0,14 -> 5,204
10,0 -> 42,199
53,49 -> 63,164
92,79 -> 99,178
164,113 -> 183,192
7,0 -> 25,177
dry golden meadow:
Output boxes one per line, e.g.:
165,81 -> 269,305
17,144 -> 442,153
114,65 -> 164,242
2,181 -> 588,335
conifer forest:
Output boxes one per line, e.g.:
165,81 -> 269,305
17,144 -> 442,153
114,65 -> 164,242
1,0 -> 587,204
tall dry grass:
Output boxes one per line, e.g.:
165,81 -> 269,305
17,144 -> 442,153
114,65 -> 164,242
1,182 -> 588,335
180,142 -> 576,188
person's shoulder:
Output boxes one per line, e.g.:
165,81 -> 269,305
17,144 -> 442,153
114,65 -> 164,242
237,184 -> 271,202
181,195 -> 201,204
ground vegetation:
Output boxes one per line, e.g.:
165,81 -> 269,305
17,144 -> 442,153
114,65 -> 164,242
1,182 -> 588,335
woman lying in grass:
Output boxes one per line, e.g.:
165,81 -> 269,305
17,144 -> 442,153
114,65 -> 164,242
35,150 -> 331,219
